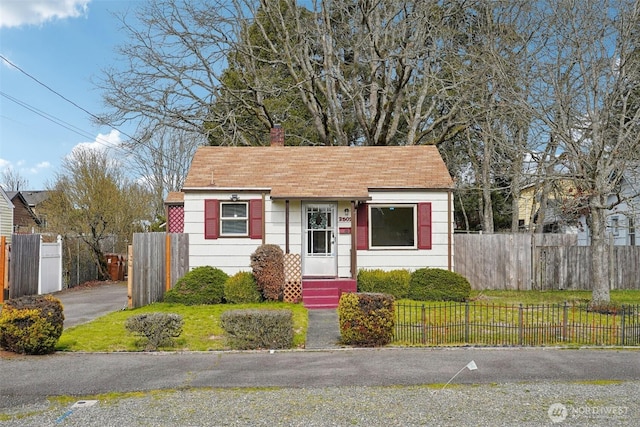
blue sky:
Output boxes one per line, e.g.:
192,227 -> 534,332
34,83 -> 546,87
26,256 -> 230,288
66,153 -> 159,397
0,0 -> 138,190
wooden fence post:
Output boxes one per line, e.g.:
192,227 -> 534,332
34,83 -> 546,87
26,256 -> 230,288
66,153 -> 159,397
127,244 -> 133,309
165,233 -> 171,292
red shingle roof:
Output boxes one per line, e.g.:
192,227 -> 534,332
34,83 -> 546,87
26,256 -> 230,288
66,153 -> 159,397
183,145 -> 453,199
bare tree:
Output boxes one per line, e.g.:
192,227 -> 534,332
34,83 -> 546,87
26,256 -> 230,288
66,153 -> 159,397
531,0 -> 640,304
124,125 -> 203,215
1,167 -> 30,191
42,147 -> 154,280
97,0 -> 479,146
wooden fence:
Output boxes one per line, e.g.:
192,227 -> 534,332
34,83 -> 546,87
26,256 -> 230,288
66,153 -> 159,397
3,234 -> 63,299
454,233 -> 640,291
128,232 -> 189,308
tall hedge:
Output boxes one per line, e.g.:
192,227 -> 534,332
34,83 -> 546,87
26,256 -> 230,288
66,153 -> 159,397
250,244 -> 285,301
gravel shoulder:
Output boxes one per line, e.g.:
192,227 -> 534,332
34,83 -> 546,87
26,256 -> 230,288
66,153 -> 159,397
1,381 -> 638,426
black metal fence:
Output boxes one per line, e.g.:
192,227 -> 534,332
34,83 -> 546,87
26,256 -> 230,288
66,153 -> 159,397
394,302 -> 640,346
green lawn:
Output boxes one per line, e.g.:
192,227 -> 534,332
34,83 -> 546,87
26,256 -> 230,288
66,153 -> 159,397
57,302 -> 308,352
37,289 -> 640,352
469,289 -> 640,305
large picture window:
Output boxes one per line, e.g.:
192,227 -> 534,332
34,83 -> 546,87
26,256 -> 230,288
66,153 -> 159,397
220,202 -> 248,236
370,205 -> 416,248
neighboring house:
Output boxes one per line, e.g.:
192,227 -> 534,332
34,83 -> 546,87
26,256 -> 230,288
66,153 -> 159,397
577,167 -> 640,246
517,179 -> 580,234
0,187 -> 14,243
6,191 -> 45,234
170,131 -> 454,307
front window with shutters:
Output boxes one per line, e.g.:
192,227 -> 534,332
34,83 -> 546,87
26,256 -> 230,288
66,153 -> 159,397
220,202 -> 248,236
369,205 -> 417,248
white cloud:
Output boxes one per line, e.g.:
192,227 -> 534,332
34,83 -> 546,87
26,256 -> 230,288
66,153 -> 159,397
70,129 -> 122,155
28,161 -> 51,174
0,0 -> 90,29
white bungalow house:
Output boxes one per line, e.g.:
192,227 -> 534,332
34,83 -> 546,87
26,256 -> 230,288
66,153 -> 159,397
170,132 -> 454,307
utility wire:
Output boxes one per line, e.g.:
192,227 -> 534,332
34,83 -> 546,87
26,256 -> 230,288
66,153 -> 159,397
0,54 -> 188,161
0,54 -> 140,143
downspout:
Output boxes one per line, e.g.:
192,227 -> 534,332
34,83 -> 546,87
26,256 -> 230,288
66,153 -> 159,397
448,190 -> 453,271
285,199 -> 290,254
351,200 -> 357,279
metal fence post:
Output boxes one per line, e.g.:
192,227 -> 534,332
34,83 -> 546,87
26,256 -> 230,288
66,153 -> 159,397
421,304 -> 426,345
620,305 -> 626,346
465,302 -> 470,343
562,302 -> 568,342
518,304 -> 524,346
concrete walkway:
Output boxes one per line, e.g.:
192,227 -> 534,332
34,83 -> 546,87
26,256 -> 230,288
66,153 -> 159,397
305,309 -> 342,349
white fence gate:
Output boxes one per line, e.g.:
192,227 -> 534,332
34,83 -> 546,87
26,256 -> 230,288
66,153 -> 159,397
39,235 -> 63,294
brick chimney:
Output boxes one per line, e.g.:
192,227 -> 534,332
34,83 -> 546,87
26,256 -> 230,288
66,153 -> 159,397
270,124 -> 285,146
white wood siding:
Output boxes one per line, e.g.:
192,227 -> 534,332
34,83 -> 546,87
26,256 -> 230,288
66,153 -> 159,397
0,191 -> 13,243
356,191 -> 453,272
184,190 -> 453,276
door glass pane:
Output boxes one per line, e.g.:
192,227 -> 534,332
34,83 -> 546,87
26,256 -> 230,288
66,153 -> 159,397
306,206 -> 334,256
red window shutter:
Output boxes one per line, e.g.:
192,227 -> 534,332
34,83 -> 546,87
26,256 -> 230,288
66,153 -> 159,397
249,199 -> 263,239
356,203 -> 368,250
204,199 -> 219,239
417,202 -> 432,249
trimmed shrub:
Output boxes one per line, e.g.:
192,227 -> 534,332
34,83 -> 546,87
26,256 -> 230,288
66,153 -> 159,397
0,295 -> 64,355
250,244 -> 285,301
338,292 -> 395,347
357,269 -> 410,299
408,268 -> 471,302
125,312 -> 183,351
224,272 -> 262,304
163,266 -> 229,305
220,309 -> 293,350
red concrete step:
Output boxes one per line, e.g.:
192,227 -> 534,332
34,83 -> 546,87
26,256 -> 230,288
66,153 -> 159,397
302,279 -> 357,309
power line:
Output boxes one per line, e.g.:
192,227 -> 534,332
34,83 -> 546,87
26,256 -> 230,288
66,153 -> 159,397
1,91 -> 99,142
0,54 -> 145,147
0,55 -> 186,162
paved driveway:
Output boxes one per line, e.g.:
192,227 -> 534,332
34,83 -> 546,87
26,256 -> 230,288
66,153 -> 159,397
53,282 -> 129,329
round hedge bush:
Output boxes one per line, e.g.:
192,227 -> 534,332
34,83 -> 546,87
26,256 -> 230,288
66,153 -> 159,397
408,268 -> 471,302
164,266 -> 229,305
0,294 -> 64,355
224,272 -> 262,304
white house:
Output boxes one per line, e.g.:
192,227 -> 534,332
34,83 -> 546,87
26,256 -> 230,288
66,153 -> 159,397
170,132 -> 454,307
577,166 -> 640,246
0,187 -> 14,243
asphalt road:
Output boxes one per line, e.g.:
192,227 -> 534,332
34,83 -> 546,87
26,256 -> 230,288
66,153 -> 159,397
2,347 -> 640,410
2,283 -> 640,412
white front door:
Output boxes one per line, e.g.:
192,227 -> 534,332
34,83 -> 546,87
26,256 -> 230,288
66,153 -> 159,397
303,203 -> 337,277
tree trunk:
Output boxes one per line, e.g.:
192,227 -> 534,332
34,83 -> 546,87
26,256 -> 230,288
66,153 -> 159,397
589,205 -> 610,304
